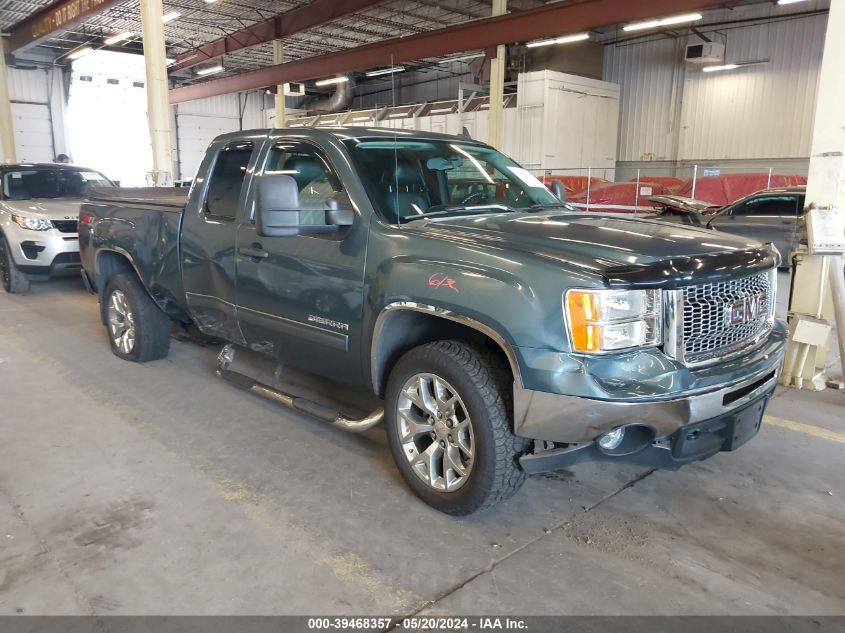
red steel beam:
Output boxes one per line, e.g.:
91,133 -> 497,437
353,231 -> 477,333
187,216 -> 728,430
4,0 -> 123,53
170,0 -> 717,104
169,0 -> 386,72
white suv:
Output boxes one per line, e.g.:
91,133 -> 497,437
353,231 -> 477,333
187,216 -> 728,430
0,164 -> 114,293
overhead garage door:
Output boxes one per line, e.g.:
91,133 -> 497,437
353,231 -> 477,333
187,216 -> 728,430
12,102 -> 54,163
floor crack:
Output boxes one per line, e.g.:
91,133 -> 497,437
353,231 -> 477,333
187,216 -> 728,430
386,468 -> 657,629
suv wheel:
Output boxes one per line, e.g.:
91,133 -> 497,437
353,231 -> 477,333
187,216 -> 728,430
385,340 -> 528,515
0,237 -> 31,294
104,273 -> 171,362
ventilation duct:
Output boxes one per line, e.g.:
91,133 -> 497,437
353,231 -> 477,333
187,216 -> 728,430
307,78 -> 355,113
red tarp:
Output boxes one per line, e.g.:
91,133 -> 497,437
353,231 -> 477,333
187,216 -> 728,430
628,176 -> 685,193
568,181 -> 670,213
673,173 -> 807,206
542,175 -> 608,195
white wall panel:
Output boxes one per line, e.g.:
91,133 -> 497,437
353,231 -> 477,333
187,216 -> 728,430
604,9 -> 828,162
12,103 -> 53,163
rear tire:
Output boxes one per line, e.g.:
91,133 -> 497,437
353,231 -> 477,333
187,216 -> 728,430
0,237 -> 31,294
385,340 -> 528,515
103,273 -> 171,362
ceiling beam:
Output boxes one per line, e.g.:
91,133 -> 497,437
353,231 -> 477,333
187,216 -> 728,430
168,0 -> 386,72
3,0 -> 123,53
170,0 -> 717,103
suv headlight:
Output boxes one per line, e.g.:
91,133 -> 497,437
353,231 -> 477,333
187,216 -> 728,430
565,288 -> 662,353
11,213 -> 52,231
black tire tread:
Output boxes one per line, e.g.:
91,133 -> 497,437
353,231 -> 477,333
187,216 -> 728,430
386,339 -> 527,515
104,273 -> 171,362
1,238 -> 31,294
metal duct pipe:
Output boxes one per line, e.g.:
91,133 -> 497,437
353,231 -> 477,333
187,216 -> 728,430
308,78 -> 355,113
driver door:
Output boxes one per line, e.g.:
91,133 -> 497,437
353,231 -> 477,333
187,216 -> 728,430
234,139 -> 368,385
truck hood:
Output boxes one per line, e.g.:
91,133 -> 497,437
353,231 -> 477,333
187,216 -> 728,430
410,212 -> 778,287
0,198 -> 85,221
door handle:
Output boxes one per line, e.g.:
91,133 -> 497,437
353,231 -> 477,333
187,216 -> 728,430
238,246 -> 269,260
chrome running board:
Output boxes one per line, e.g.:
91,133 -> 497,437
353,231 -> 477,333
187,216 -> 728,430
216,344 -> 383,433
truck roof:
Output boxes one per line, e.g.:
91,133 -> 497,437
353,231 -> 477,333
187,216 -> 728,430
220,127 -> 490,145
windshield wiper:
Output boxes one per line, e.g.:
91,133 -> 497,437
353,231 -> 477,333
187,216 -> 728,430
401,203 -> 514,222
528,202 -> 573,210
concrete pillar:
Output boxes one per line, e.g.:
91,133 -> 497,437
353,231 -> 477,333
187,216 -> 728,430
273,40 -> 286,128
140,0 -> 174,186
781,0 -> 845,388
487,0 -> 506,149
0,43 -> 17,163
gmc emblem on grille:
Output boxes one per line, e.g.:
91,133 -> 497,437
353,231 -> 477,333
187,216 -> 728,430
727,293 -> 767,326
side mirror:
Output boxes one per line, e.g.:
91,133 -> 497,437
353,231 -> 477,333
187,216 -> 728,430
256,174 -> 303,237
256,174 -> 355,237
550,180 -> 566,202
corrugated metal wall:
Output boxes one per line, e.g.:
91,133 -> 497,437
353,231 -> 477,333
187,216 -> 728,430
604,7 -> 828,162
174,92 -> 269,179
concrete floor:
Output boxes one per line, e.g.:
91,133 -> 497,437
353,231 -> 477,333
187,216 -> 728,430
0,272 -> 843,616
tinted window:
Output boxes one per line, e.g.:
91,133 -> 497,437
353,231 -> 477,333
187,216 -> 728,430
264,142 -> 343,205
342,138 -> 560,223
205,141 -> 254,219
2,169 -> 113,200
732,196 -> 800,217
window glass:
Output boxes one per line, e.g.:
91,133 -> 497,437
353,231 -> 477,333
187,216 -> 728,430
733,196 -> 799,217
205,141 -> 254,219
264,142 -> 343,206
2,169 -> 113,200
262,142 -> 345,226
342,138 -> 562,223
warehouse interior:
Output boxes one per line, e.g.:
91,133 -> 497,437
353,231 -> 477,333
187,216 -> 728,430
0,0 -> 843,625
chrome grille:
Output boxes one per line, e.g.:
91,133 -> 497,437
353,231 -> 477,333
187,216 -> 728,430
680,271 -> 773,364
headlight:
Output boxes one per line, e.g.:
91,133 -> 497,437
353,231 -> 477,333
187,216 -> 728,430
11,213 -> 52,231
564,288 -> 662,353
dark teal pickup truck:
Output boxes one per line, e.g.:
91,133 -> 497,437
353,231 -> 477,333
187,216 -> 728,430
79,128 -> 786,515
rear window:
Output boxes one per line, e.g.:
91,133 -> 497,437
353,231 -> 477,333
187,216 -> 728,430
2,169 -> 113,200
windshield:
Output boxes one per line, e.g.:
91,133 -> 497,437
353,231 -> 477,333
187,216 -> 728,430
342,138 -> 566,223
1,169 -> 114,200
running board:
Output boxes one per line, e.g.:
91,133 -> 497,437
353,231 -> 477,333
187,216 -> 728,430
216,344 -> 383,433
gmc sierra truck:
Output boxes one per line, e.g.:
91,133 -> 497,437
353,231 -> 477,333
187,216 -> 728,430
79,128 -> 786,515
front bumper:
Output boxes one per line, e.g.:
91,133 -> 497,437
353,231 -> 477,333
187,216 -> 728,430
519,388 -> 773,473
513,320 -> 785,445
4,222 -> 81,277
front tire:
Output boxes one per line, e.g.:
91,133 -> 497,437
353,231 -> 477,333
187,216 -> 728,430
385,340 -> 528,515
104,273 -> 171,362
0,237 -> 31,294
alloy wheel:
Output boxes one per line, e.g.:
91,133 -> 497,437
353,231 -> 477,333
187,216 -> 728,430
396,372 -> 475,492
107,289 -> 136,354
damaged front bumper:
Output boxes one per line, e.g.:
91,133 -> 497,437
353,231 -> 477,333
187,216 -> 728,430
513,321 -> 786,473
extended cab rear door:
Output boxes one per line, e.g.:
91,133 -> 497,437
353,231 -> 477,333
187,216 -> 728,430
181,135 -> 264,343
234,136 -> 368,385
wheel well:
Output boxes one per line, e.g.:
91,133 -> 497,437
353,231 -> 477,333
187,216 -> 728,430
372,309 -> 516,397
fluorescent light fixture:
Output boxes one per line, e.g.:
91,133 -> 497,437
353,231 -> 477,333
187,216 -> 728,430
366,66 -> 405,77
165,58 -> 177,66
702,64 -> 739,73
352,115 -> 373,122
623,12 -> 702,32
315,76 -> 349,86
526,32 -> 590,48
196,64 -> 224,76
162,10 -> 181,23
429,107 -> 454,114
389,112 -> 409,118
439,52 -> 484,64
104,31 -> 133,45
777,0 -> 809,4
67,46 -> 93,60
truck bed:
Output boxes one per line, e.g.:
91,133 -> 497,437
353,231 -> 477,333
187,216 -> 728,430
79,188 -> 188,321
